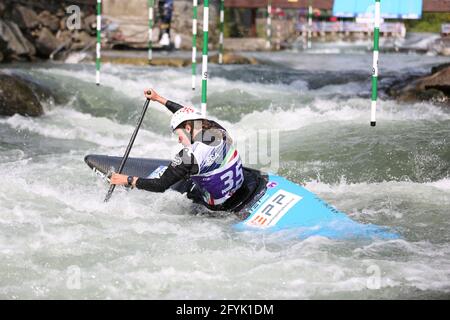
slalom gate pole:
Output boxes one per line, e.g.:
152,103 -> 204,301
219,0 -> 225,64
148,0 -> 154,63
96,0 -> 102,85
371,0 -> 381,127
192,0 -> 198,90
308,0 -> 312,49
266,0 -> 272,49
201,0 -> 209,116
276,14 -> 281,50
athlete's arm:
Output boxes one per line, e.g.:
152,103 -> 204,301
136,148 -> 199,192
110,148 -> 199,192
144,88 -> 184,114
134,165 -> 185,192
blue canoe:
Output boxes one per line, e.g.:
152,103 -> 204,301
85,155 -> 399,240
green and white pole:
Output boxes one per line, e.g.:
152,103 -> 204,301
148,0 -> 154,63
96,0 -> 101,85
219,0 -> 225,64
266,0 -> 272,49
201,0 -> 209,116
192,0 -> 198,90
371,0 -> 380,127
308,1 -> 312,49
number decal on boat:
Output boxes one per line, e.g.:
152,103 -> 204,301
246,190 -> 302,228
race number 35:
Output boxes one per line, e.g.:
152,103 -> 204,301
220,162 -> 243,195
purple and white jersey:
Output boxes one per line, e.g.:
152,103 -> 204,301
189,139 -> 244,206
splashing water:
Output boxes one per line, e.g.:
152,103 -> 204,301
1,51 -> 449,299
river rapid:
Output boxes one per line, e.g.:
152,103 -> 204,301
0,49 -> 449,299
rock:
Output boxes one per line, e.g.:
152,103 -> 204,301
59,16 -> 67,31
55,9 -> 65,18
0,72 -> 44,117
38,10 -> 60,33
0,51 -> 4,62
102,56 -> 190,67
441,47 -> 450,56
83,14 -> 97,35
391,65 -> 450,105
418,89 -> 448,103
71,31 -> 94,51
0,19 -> 36,59
223,38 -> 267,51
12,5 -> 39,30
210,53 -> 259,65
414,66 -> 450,97
34,27 -> 60,57
0,3 -> 6,18
431,62 -> 450,74
55,30 -> 72,47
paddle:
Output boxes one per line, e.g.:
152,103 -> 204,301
104,91 -> 151,202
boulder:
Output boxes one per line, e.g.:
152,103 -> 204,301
0,72 -> 44,117
12,5 -> 39,30
55,30 -> 72,48
71,30 -> 94,51
34,27 -> 60,57
38,10 -> 60,33
83,14 -> 97,35
431,62 -> 450,74
440,47 -> 450,56
0,19 -> 36,59
0,3 -> 6,18
101,56 -> 191,67
59,16 -> 67,31
415,66 -> 450,95
55,9 -> 65,18
390,65 -> 450,105
209,53 -> 259,65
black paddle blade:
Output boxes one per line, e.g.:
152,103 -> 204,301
104,184 -> 116,202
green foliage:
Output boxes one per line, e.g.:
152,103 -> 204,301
404,13 -> 450,33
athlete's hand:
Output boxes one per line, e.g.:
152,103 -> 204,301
110,173 -> 128,186
144,88 -> 167,105
144,88 -> 156,100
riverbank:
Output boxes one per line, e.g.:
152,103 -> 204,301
0,0 -> 97,63
2,0 -> 450,65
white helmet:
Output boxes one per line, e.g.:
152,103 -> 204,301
170,107 -> 204,131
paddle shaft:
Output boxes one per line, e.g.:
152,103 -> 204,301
104,95 -> 151,202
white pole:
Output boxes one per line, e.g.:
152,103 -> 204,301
96,0 -> 102,85
266,1 -> 272,49
371,0 -> 381,127
148,0 -> 154,62
201,0 -> 209,117
308,2 -> 312,49
192,0 -> 198,90
219,0 -> 225,64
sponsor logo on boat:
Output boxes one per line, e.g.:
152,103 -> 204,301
246,190 -> 302,228
266,181 -> 278,188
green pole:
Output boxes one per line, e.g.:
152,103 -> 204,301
219,0 -> 225,64
371,0 -> 380,127
96,0 -> 101,85
148,0 -> 154,63
201,0 -> 209,116
192,0 -> 198,90
266,0 -> 272,49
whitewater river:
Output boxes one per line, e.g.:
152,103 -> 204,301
0,49 -> 449,299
